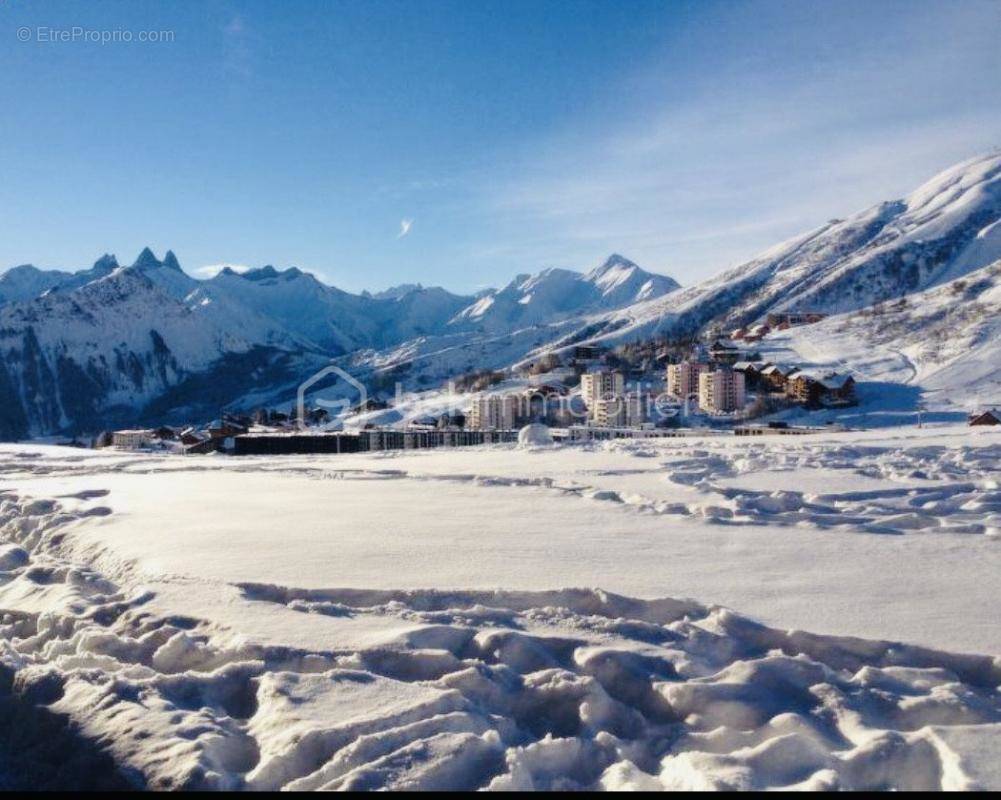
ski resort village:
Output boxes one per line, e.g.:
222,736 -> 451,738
2,152 -> 1001,790
98,322 -> 866,457
3,0 -> 1001,784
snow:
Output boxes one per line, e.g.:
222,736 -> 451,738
1,425 -> 1000,789
759,259 -> 1001,412
6,153 -> 1001,439
518,424 -> 553,446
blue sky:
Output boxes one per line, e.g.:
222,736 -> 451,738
1,0 -> 999,294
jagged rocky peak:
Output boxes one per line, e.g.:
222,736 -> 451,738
242,265 -> 280,281
132,247 -> 162,270
130,247 -> 183,273
92,253 -> 119,272
162,250 -> 182,271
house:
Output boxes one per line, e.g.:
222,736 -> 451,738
969,408 -> 1001,426
817,372 -> 857,406
303,407 -> 330,426
180,426 -> 206,446
666,361 -> 708,399
733,361 -> 769,389
207,419 -> 249,439
787,371 -> 857,407
767,311 -> 828,328
698,369 -> 746,414
709,340 -> 741,365
729,327 -> 747,341
111,429 -> 154,450
760,364 -> 796,392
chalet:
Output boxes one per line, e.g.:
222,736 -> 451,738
733,360 -> 769,388
153,425 -> 178,441
304,407 -> 330,425
969,409 -> 1001,426
180,426 -> 205,446
742,323 -> 772,343
787,371 -> 857,407
817,372 -> 857,406
207,419 -> 249,439
760,364 -> 796,392
709,340 -> 741,365
767,311 -> 828,328
729,327 -> 747,341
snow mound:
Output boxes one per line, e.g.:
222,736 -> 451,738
2,488 -> 1001,790
518,423 -> 553,447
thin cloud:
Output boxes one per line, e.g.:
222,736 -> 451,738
397,218 -> 414,239
192,263 -> 250,278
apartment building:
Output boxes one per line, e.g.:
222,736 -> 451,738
469,394 -> 518,430
591,393 -> 648,428
697,369 -> 746,414
666,361 -> 708,399
580,370 -> 625,407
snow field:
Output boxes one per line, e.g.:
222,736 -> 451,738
0,426 -> 1000,789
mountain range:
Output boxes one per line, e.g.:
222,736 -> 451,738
1,152 -> 1000,438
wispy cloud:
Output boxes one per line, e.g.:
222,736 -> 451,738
474,1 -> 1001,284
397,218 -> 414,239
192,263 -> 250,279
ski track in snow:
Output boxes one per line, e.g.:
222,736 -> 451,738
1,434 -> 1000,789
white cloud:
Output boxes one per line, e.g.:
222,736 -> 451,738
397,218 -> 414,239
192,263 -> 250,279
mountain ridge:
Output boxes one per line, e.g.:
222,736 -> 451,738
2,152 -> 1001,438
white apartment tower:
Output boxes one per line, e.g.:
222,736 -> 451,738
580,370 -> 625,408
592,393 -> 648,428
666,361 -> 709,399
697,369 -> 746,414
469,395 -> 518,430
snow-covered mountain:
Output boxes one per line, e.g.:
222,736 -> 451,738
551,153 -> 1001,349
0,254 -> 120,304
0,247 -> 676,436
763,257 -> 1001,409
3,152 -> 1000,438
0,251 -> 333,439
450,254 -> 679,333
348,153 -> 1001,400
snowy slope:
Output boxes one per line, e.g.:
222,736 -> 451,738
0,254 -> 120,304
349,154 -> 1001,397
0,258 -> 324,438
4,153 -> 1001,436
546,153 -> 1001,348
2,429 -> 1000,789
450,254 -> 679,334
760,258 -> 1001,410
0,249 -> 676,436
